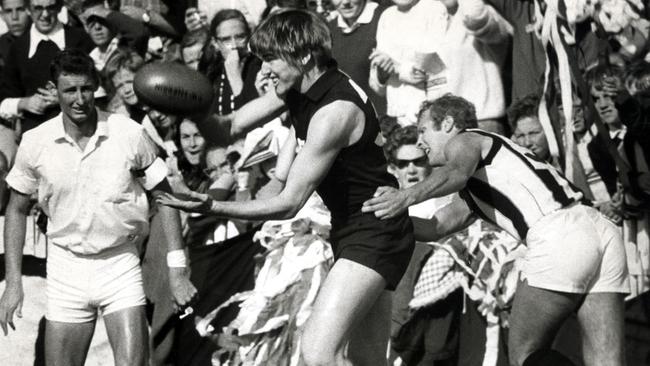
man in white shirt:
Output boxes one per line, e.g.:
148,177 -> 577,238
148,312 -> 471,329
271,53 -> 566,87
0,49 -> 196,366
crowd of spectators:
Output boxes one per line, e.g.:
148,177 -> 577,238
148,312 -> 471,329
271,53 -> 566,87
0,0 -> 648,365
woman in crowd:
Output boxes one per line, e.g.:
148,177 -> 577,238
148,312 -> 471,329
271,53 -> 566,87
198,9 -> 262,119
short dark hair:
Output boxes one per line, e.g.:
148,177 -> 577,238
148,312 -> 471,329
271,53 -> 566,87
383,125 -> 418,165
250,9 -> 332,71
50,48 -> 99,86
507,93 -> 540,131
418,94 -> 478,130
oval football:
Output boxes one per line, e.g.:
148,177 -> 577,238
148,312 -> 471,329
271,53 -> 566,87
133,62 -> 214,116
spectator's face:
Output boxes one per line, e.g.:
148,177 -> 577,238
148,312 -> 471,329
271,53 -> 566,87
112,68 -> 138,106
87,19 -> 113,48
204,147 -> 230,180
214,18 -> 248,58
1,0 -> 30,37
392,0 -> 419,10
146,108 -> 178,132
512,116 -> 550,160
29,0 -> 60,35
179,120 -> 206,166
332,0 -> 366,23
182,43 -> 203,71
56,72 -> 96,125
591,86 -> 620,125
392,144 -> 431,188
262,57 -> 301,97
416,110 -> 450,166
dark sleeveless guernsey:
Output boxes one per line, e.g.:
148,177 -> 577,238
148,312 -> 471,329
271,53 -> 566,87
285,65 -> 414,290
286,66 -> 398,226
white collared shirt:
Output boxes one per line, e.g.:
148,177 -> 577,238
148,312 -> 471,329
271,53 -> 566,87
28,22 -> 65,59
336,1 -> 379,34
6,110 -> 168,255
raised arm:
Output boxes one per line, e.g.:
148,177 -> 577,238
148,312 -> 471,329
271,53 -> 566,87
411,195 -> 477,242
196,91 -> 287,145
158,101 -> 361,221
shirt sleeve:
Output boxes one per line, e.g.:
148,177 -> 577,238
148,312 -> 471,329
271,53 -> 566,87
130,128 -> 169,191
5,136 -> 38,195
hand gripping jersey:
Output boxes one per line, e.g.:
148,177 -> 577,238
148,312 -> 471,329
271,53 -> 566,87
459,129 -> 586,241
286,65 -> 398,227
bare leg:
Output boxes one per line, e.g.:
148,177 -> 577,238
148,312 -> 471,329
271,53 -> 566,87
348,290 -> 392,366
576,292 -> 626,366
104,306 -> 149,366
45,320 -> 96,366
301,258 -> 388,366
508,281 -> 582,366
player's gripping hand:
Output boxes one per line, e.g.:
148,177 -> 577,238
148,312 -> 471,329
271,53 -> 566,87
0,282 -> 23,336
362,186 -> 412,219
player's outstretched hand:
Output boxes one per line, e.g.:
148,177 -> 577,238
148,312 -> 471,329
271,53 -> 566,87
0,283 -> 23,336
168,267 -> 198,310
156,192 -> 213,214
361,186 -> 411,219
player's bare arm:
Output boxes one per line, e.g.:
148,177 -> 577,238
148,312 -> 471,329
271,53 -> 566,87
0,189 -> 32,335
157,101 -> 363,221
197,90 -> 287,145
410,194 -> 477,242
149,178 -> 198,309
362,132 -> 484,219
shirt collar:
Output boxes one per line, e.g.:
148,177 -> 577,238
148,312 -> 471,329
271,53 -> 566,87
304,62 -> 342,102
53,109 -> 109,142
28,22 -> 65,58
336,1 -> 378,34
609,126 -> 626,141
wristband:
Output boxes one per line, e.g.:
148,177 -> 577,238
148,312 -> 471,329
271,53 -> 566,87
166,249 -> 187,268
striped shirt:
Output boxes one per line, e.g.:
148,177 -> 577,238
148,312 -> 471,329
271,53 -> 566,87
459,129 -> 585,241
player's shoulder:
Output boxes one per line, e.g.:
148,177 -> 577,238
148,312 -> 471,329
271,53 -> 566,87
105,112 -> 148,138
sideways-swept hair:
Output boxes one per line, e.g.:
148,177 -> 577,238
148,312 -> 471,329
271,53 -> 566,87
250,9 -> 332,70
418,94 -> 478,130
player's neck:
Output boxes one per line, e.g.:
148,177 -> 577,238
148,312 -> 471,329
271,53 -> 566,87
299,66 -> 328,94
62,109 -> 98,144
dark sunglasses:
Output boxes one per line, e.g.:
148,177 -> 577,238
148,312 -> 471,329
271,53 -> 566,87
394,155 -> 428,169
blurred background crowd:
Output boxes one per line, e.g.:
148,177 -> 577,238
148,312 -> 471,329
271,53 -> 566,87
0,0 -> 648,365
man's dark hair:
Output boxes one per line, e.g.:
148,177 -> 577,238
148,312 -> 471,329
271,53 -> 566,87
383,125 -> 418,165
50,48 -> 100,86
250,9 -> 332,71
507,93 -> 540,132
418,94 -> 478,130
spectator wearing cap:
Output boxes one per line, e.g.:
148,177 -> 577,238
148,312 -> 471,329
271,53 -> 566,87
0,0 -> 94,133
80,0 -> 150,71
328,0 -> 387,115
